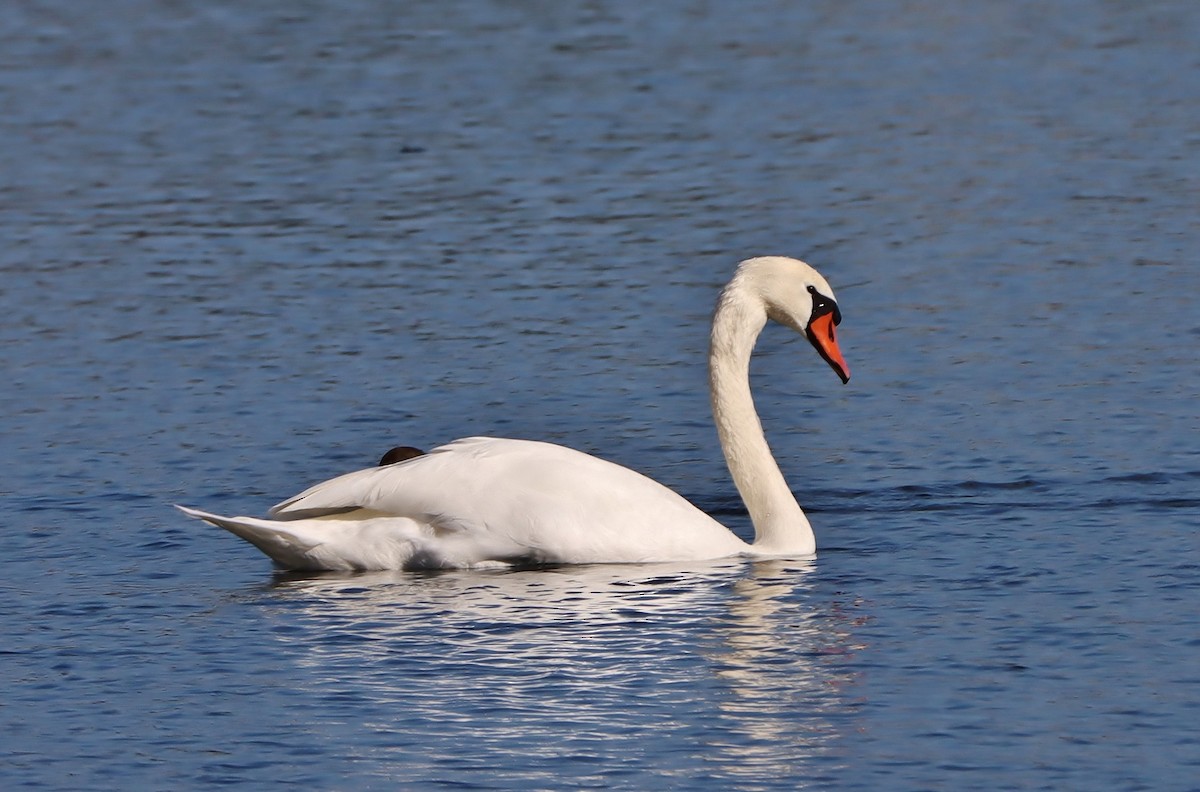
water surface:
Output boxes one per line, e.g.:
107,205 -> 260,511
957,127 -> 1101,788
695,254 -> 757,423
2,1 -> 1198,789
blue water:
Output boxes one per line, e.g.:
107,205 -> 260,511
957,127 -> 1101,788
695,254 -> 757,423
3,1 -> 1199,789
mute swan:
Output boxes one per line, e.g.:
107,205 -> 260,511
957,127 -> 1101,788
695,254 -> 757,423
178,256 -> 850,571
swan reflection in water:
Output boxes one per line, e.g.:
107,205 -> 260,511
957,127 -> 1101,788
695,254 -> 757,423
703,560 -> 867,783
261,558 -> 867,785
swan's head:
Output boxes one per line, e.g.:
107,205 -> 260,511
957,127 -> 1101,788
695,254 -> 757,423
738,256 -> 850,383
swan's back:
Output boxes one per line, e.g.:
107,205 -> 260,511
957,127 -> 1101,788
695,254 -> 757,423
270,437 -> 747,565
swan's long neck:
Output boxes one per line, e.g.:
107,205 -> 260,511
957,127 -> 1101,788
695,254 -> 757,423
709,278 -> 815,555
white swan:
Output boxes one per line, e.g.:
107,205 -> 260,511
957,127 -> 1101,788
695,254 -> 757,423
178,256 -> 850,571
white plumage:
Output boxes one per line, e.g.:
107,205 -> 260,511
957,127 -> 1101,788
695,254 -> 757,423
179,256 -> 850,571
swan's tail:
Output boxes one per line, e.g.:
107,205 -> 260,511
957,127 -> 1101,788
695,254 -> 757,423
176,505 -> 324,570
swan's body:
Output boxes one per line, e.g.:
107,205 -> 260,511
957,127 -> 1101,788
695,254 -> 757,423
179,256 -> 850,571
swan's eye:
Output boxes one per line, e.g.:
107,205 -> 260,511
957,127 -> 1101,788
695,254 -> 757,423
806,285 -> 841,325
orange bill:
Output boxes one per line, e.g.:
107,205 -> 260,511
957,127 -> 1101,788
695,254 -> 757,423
806,312 -> 850,384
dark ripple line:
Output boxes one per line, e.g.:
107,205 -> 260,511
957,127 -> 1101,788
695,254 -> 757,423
700,470 -> 1200,518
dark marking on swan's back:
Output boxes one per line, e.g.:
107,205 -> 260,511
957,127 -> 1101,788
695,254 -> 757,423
379,446 -> 426,466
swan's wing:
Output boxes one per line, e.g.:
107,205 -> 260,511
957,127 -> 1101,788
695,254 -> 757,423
269,436 -> 745,563
268,437 -> 523,519
177,504 -> 454,571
